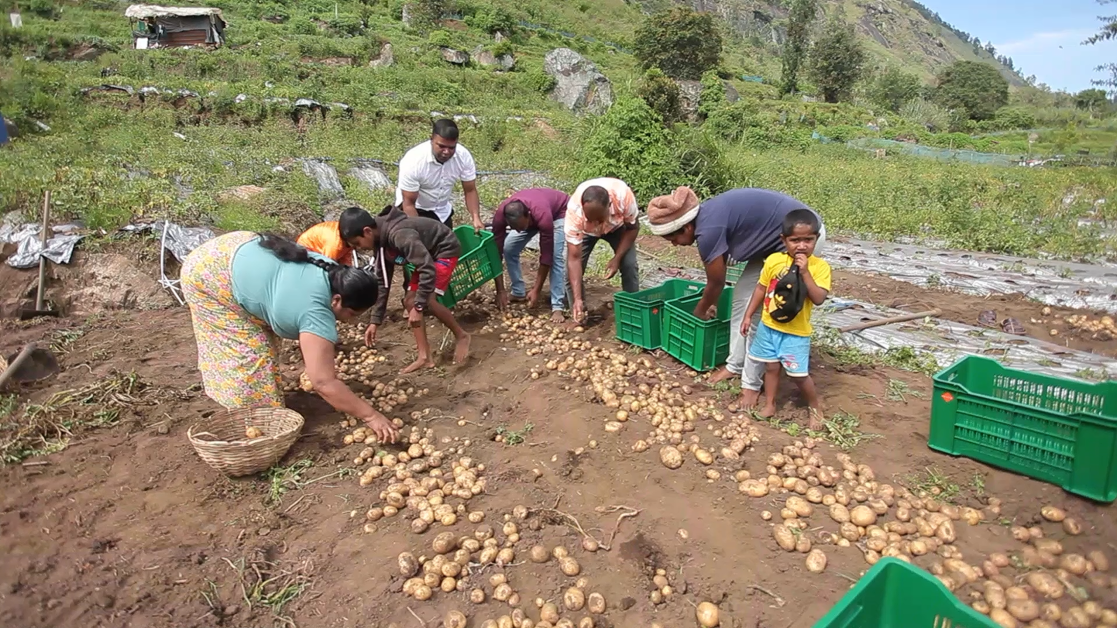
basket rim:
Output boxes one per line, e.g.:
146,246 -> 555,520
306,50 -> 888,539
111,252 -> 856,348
187,407 -> 304,446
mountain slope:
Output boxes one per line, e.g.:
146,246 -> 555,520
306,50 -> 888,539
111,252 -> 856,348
648,0 -> 1025,85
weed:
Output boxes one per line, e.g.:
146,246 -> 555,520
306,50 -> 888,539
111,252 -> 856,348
1059,267 -> 1074,279
903,466 -> 962,502
1074,367 -> 1110,382
926,273 -> 942,287
223,553 -> 313,624
263,458 -> 314,505
881,346 -> 941,376
810,411 -> 881,450
49,328 -> 85,353
886,379 -> 924,402
495,422 -> 534,446
711,380 -> 741,395
970,473 -> 987,497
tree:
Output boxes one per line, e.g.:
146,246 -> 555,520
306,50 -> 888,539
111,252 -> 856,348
868,66 -> 922,111
577,98 -> 678,201
1075,88 -> 1110,111
633,8 -> 722,81
405,0 -> 447,33
637,69 -> 683,126
779,0 -> 818,96
933,61 -> 1009,120
808,19 -> 866,103
1085,0 -> 1116,93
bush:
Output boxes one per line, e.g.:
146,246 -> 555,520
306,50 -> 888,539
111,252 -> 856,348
524,69 -> 555,95
465,5 -> 516,35
578,98 -> 678,201
328,15 -> 364,37
673,127 -> 731,198
637,68 -> 682,126
993,106 -> 1037,130
808,19 -> 866,103
867,67 -> 922,112
428,30 -> 453,47
290,18 -> 318,35
633,7 -> 722,81
697,69 -> 725,119
899,98 -> 951,132
406,0 -> 447,33
704,100 -> 759,141
933,60 -> 1009,121
26,0 -> 61,20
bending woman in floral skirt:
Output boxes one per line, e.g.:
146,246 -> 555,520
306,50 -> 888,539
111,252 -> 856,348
181,231 -> 398,443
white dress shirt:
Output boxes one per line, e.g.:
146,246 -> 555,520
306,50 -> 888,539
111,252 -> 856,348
394,140 -> 477,222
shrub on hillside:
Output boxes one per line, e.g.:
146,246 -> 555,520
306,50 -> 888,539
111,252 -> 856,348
633,7 -> 722,81
993,106 -> 1037,131
328,14 -> 364,37
406,0 -> 448,33
900,98 -> 951,132
933,60 -> 1009,121
867,66 -> 922,112
673,127 -> 731,199
808,19 -> 866,103
464,5 -> 515,35
697,69 -> 725,119
704,100 -> 759,141
524,69 -> 556,95
578,98 -> 678,201
289,17 -> 318,35
637,69 -> 682,126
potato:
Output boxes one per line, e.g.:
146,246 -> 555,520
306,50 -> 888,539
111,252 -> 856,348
787,497 -> 813,517
695,601 -> 720,627
414,584 -> 433,601
587,592 -> 606,614
1040,506 -> 1066,522
1060,607 -> 1090,628
773,525 -> 797,552
1029,527 -> 1044,540
1083,602 -> 1103,620
694,449 -> 714,465
493,583 -> 512,601
399,552 -> 420,577
1034,539 -> 1063,556
973,600 -> 991,615
1088,550 -> 1110,572
990,608 -> 1019,628
868,499 -> 889,516
1012,526 -> 1032,543
850,505 -> 877,527
1100,609 -> 1117,626
740,480 -> 770,497
795,536 -> 813,553
1025,572 -> 1065,599
829,503 -> 851,524
945,560 -> 978,584
1061,554 -> 1089,576
433,532 -> 458,554
990,553 -> 1011,568
806,549 -> 828,573
659,447 -> 683,469
806,487 -> 824,504
838,522 -> 860,542
496,618 -> 513,628
936,520 -> 957,544
541,603 -> 560,624
1007,599 -> 1041,623
1041,603 -> 1062,622
560,557 -> 581,576
564,588 -> 586,611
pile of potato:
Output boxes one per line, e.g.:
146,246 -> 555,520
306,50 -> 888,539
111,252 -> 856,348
646,567 -> 683,606
1063,314 -> 1116,341
398,513 -> 608,628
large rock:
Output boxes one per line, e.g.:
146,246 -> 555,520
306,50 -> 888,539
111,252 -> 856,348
368,42 -> 394,68
543,48 -> 614,115
472,46 -> 514,70
677,80 -> 702,121
441,47 -> 469,65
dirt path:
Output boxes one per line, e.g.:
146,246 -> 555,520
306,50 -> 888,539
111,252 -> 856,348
0,279 -> 1114,628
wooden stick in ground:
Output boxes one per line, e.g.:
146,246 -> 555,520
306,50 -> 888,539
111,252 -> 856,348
838,309 -> 942,333
35,190 -> 51,311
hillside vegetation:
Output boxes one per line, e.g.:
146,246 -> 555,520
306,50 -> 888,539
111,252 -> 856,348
0,0 -> 1115,261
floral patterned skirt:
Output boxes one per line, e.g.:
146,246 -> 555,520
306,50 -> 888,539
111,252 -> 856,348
181,231 -> 283,409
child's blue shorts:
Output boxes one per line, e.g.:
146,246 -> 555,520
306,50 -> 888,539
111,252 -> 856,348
748,323 -> 811,377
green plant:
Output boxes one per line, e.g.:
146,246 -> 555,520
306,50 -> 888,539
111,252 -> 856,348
633,7 -> 722,81
934,60 -> 1010,121
903,466 -> 962,502
465,5 -> 515,35
327,14 -> 364,37
779,0 -> 818,95
524,68 -> 556,94
811,410 -> 880,450
704,99 -> 758,141
428,29 -> 453,47
405,0 -> 447,33
578,97 -> 678,201
809,19 -> 866,103
637,68 -> 682,126
495,422 -> 534,445
697,69 -> 726,119
899,98 -> 951,132
868,66 -> 922,112
263,458 -> 314,505
289,17 -> 318,35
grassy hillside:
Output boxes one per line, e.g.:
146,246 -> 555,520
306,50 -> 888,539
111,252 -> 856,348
0,0 -> 1114,261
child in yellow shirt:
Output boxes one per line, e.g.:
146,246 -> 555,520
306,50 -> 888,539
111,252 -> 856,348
740,209 -> 831,430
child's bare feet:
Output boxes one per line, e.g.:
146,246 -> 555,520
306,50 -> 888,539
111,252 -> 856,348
737,388 -> 760,410
808,408 -> 824,431
757,403 -> 777,419
401,357 -> 435,374
453,334 -> 471,364
707,366 -> 735,385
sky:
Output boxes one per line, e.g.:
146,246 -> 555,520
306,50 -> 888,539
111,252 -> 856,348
921,0 -> 1115,93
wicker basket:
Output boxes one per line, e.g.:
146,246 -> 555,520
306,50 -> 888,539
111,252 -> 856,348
188,407 -> 305,477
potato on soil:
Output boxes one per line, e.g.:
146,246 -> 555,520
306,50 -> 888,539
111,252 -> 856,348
1061,518 -> 1082,535
433,532 -> 458,554
1024,572 -> 1065,599
696,601 -> 720,627
541,603 -> 560,624
806,549 -> 828,573
773,525 -> 797,552
850,505 -> 877,527
1060,554 -> 1089,576
444,610 -> 467,628
659,447 -> 683,469
1006,599 -> 1040,623
564,588 -> 586,611
399,552 -> 419,577
787,496 -> 812,517
989,608 -> 1018,628
1040,506 -> 1066,522
560,556 -> 581,576
1060,607 -> 1090,628
830,504 -> 851,524
587,592 -> 606,614
1088,550 -> 1110,572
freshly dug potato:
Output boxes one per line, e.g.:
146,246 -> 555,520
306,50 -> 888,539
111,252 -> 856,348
587,592 -> 606,614
444,610 -> 467,628
850,505 -> 877,527
1040,603 -> 1062,622
830,504 -> 851,524
936,520 -> 957,544
990,553 -> 1011,568
774,525 -> 797,552
787,497 -> 813,517
399,552 -> 420,577
1034,539 -> 1064,556
541,603 -> 560,624
1062,518 -> 1083,536
564,588 -> 586,611
795,536 -> 812,553
805,549 -> 828,573
839,522 -> 861,542
660,447 -> 683,469
1060,554 -> 1089,576
1006,599 -> 1041,623
1025,572 -> 1065,599
1099,609 -> 1117,626
1012,526 -> 1032,543
1060,606 -> 1090,628
973,600 -> 991,615
1083,602 -> 1103,620
1040,506 -> 1066,522
1088,550 -> 1110,572
695,602 -> 720,627
984,583 -> 1007,610
530,545 -> 550,563
560,557 -> 581,576
1005,587 -> 1030,602
990,608 -> 1019,628
433,532 -> 458,554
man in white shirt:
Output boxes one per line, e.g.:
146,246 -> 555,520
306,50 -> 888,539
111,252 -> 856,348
394,119 -> 484,233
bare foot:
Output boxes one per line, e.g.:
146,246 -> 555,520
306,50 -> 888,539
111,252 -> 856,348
453,333 -> 472,364
808,409 -> 824,432
737,388 -> 760,409
550,311 -> 565,324
706,367 -> 735,385
400,357 -> 435,374
757,404 -> 776,419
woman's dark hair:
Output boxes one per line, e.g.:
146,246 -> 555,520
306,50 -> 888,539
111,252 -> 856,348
338,206 -> 376,240
782,209 -> 821,237
257,234 -> 379,310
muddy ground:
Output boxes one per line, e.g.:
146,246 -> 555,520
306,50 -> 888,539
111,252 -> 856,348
1,242 -> 1115,628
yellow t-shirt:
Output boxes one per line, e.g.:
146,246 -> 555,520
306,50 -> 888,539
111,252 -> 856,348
297,221 -> 354,266
758,252 -> 832,337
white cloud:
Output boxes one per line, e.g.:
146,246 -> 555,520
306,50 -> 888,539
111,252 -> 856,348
993,29 -> 1095,55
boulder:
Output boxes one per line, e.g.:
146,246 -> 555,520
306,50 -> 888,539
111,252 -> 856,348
472,46 -> 515,70
725,82 -> 740,103
677,80 -> 702,121
440,47 -> 470,65
543,48 -> 613,115
368,43 -> 394,68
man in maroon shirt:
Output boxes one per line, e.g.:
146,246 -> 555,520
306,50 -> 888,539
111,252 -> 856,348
492,188 -> 571,323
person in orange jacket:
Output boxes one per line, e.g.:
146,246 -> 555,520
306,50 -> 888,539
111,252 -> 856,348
297,218 -> 357,266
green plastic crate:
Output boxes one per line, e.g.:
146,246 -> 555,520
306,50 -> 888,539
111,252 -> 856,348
929,355 -> 1117,502
813,558 -> 998,628
406,226 -> 502,309
725,262 -> 748,285
613,279 -> 703,350
662,288 -> 734,371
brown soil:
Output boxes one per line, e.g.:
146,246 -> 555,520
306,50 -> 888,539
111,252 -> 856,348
1,263 -> 1115,628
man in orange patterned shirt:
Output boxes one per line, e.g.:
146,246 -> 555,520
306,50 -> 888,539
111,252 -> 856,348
563,177 -> 640,323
